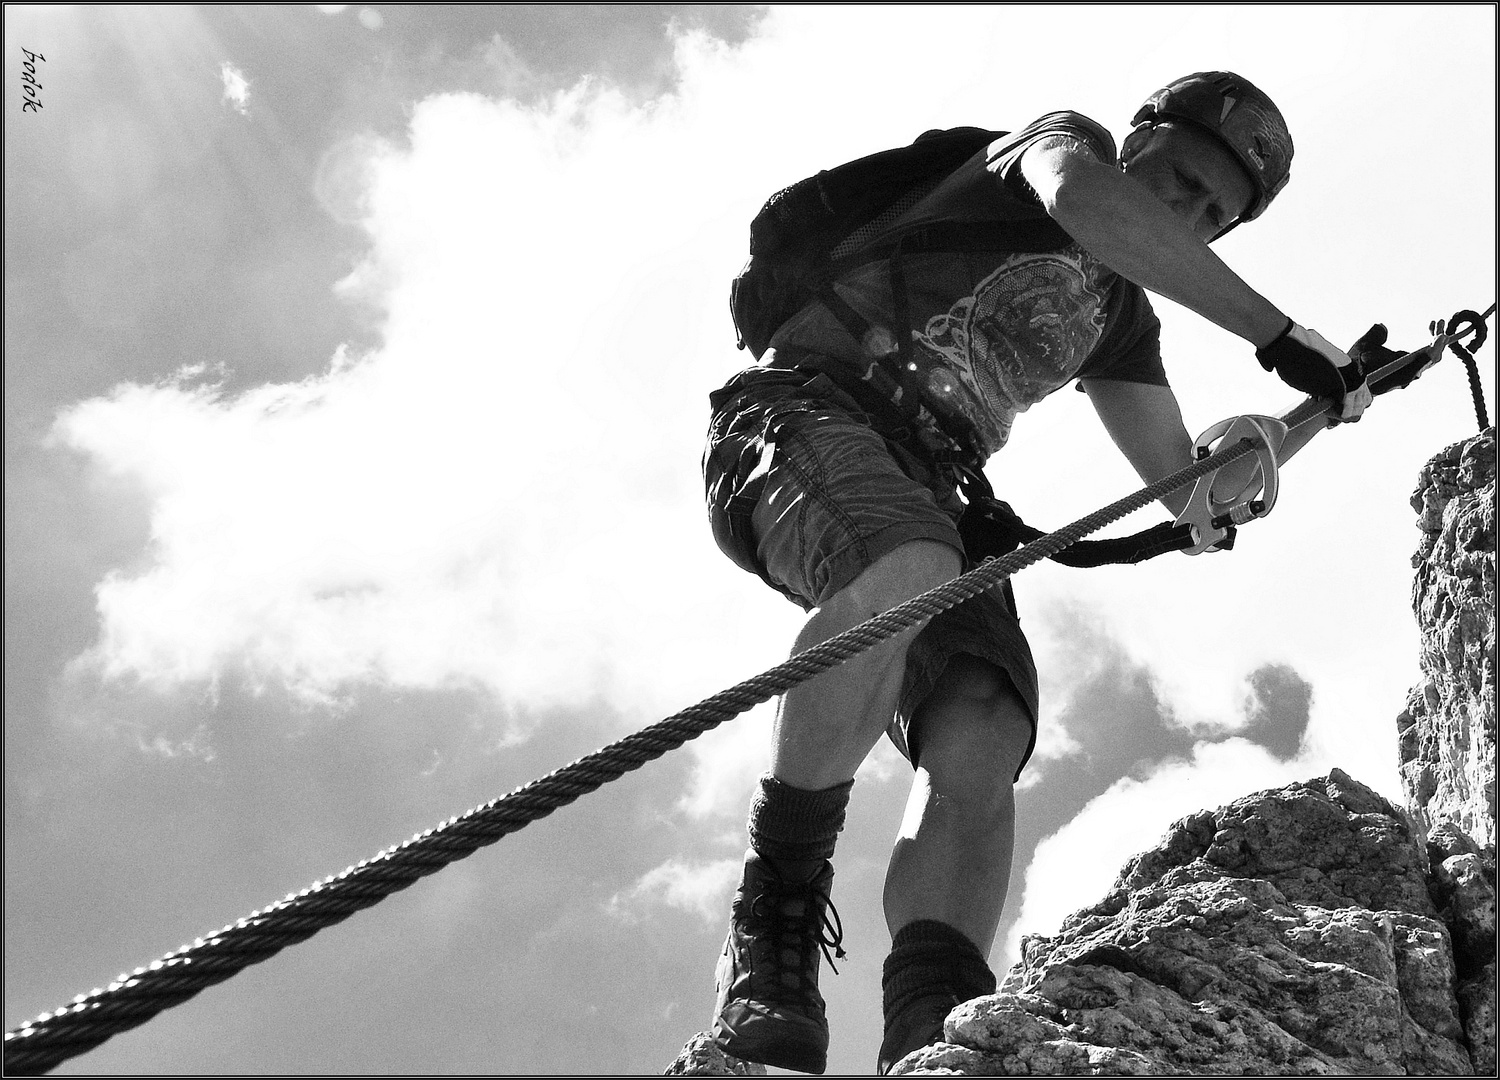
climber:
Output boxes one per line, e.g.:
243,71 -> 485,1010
700,72 -> 1372,1075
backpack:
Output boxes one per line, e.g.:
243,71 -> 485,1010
729,127 -> 1009,360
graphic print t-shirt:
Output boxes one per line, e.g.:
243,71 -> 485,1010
769,112 -> 1167,459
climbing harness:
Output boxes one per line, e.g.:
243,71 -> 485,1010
4,307 -> 1492,1076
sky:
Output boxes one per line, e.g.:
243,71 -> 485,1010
3,4 -> 1495,1076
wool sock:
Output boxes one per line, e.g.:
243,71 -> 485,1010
882,919 -> 996,1027
746,774 -> 853,882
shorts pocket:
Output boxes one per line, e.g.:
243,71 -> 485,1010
701,369 -> 880,604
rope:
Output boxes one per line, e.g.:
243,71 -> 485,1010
1439,303 -> 1494,431
2,430 -> 1267,1075
1452,340 -> 1490,431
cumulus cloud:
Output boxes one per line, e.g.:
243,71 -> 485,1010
606,857 -> 742,924
984,600 -> 1318,970
61,9 -> 1069,781
1005,738 -> 1309,961
1240,662 -> 1314,761
135,723 -> 217,763
55,76 -> 767,725
51,7 -> 1431,826
219,62 -> 249,114
1023,599 -> 1313,781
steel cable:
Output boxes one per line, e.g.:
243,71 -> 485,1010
3,430 -> 1278,1075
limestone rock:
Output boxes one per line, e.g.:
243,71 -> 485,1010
663,1031 -> 766,1076
1399,429 -> 1496,848
1457,961 -> 1496,1077
1428,827 -> 1498,1076
1399,428 -> 1497,1075
892,771 -> 1474,1076
1430,840 -> 1497,965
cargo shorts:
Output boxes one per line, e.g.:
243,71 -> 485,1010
703,359 -> 1039,775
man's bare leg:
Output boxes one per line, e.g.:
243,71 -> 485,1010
769,539 -> 964,789
874,654 -> 1032,1072
883,654 -> 1032,950
713,539 -> 966,1073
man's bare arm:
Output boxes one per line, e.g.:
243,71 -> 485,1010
1019,137 -> 1288,348
1079,379 -> 1196,517
1082,378 -> 1335,517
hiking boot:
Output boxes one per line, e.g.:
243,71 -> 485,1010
710,855 -> 845,1074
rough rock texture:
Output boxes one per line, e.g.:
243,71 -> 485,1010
893,771 -> 1473,1076
1398,429 -> 1496,849
664,1032 -> 765,1076
1428,822 -> 1498,1076
1398,428 -> 1498,1076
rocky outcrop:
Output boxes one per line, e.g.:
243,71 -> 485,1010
1398,429 -> 1495,848
893,771 -> 1473,1076
664,1032 -> 765,1076
1399,429 -> 1498,1076
1428,821 -> 1498,1076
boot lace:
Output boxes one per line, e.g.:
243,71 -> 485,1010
746,875 -> 847,1006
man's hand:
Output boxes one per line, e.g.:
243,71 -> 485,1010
1349,323 -> 1442,395
1256,319 -> 1372,422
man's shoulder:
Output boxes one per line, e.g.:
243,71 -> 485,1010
992,111 -> 1118,167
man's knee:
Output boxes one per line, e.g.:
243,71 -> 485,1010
913,656 -> 1034,789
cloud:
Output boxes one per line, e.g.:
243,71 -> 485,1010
357,7 -> 382,32
53,74 -> 771,726
606,857 -> 742,924
984,599 -> 1317,971
219,62 -> 249,114
57,10 -> 998,806
1025,599 -> 1312,775
1006,737 -> 1309,959
46,5 -> 1478,833
312,136 -> 389,226
675,706 -> 774,821
135,723 -> 217,762
1241,662 -> 1314,761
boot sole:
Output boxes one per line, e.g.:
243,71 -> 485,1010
711,1013 -> 827,1074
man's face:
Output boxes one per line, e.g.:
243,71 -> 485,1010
1121,122 -> 1256,242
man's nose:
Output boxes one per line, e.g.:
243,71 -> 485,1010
1171,191 -> 1214,234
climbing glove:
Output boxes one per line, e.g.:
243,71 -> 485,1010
1256,319 -> 1371,422
1348,323 -> 1441,396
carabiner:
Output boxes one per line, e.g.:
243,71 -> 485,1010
1174,413 -> 1288,555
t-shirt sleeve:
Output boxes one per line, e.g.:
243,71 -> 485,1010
1076,283 -> 1170,387
986,114 -> 1164,387
986,111 -> 1119,210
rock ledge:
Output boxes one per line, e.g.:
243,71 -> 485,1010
894,770 -> 1475,1076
